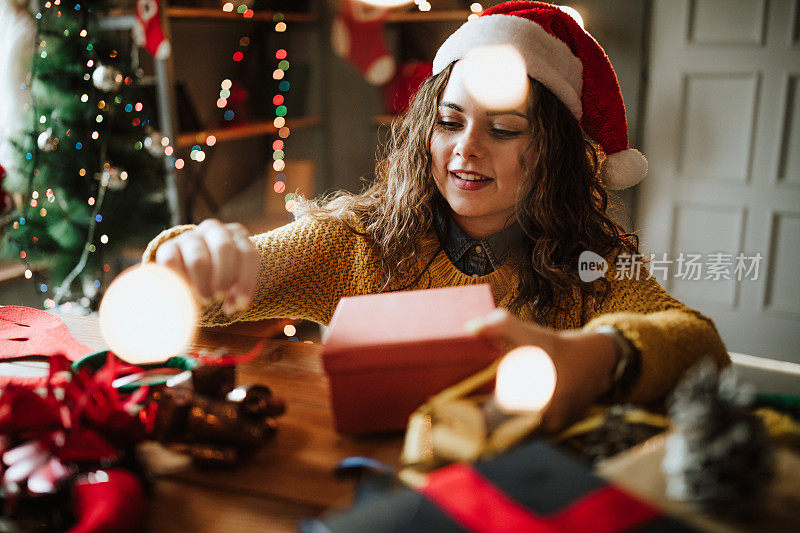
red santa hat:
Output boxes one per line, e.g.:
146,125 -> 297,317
433,1 -> 647,190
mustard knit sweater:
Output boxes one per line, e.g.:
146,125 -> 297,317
143,213 -> 729,404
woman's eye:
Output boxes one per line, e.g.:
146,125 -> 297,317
436,120 -> 461,129
491,128 -> 522,138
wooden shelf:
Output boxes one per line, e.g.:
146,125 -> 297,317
176,116 -> 322,147
102,8 -> 317,24
385,10 -> 472,23
0,262 -> 42,284
167,7 -> 317,23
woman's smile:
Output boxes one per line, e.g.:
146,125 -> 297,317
450,170 -> 494,190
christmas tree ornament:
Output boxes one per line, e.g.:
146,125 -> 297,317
143,128 -> 166,157
98,263 -> 198,365
331,0 -> 396,86
95,165 -> 127,190
36,127 -> 59,152
91,64 -> 123,92
662,360 -> 775,519
134,0 -> 171,60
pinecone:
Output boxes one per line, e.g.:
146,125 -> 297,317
662,359 -> 775,518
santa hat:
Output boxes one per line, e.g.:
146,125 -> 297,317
433,1 -> 647,190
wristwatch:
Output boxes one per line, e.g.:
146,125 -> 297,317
594,325 -> 642,402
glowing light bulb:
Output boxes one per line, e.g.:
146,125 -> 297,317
461,44 -> 529,111
284,324 -> 296,337
99,264 -> 198,364
495,346 -> 556,413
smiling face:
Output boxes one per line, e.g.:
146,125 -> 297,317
430,60 -> 534,239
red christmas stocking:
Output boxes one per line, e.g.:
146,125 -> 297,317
382,61 -> 433,114
134,0 -> 171,60
331,0 -> 396,86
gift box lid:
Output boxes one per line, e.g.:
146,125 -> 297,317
322,285 -> 498,373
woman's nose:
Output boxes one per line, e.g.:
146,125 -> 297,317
454,126 -> 484,159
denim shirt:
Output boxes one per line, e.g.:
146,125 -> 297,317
433,207 -> 526,277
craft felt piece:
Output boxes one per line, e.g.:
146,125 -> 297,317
0,306 -> 91,386
306,439 -> 695,533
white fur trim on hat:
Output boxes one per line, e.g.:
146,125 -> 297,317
599,149 -> 648,190
433,14 -> 584,119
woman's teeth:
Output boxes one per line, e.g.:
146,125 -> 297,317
452,172 -> 491,182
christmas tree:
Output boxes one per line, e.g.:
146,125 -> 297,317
0,0 -> 169,309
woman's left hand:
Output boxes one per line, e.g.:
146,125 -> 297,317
464,309 -> 619,433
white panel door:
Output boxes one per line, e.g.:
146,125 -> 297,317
638,0 -> 800,362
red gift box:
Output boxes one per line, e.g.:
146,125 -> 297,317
322,285 -> 503,434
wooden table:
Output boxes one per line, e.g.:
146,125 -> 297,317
56,314 -> 404,533
10,314 -> 799,532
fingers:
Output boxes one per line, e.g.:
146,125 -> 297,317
464,309 -> 554,351
153,219 -> 256,314
198,219 -> 239,299
224,231 -> 258,315
174,230 -> 214,303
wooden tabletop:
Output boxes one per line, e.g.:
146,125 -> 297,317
56,314 -> 404,533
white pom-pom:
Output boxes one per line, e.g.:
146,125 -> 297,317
599,148 -> 648,190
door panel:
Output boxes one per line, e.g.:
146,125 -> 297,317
639,0 -> 800,362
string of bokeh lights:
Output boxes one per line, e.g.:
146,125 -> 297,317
171,3 -> 294,214
16,0 -> 160,310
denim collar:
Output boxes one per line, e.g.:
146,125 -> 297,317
433,206 -> 526,272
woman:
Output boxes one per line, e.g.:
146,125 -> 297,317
146,2 -> 728,432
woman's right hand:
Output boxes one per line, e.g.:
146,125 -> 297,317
154,219 -> 258,315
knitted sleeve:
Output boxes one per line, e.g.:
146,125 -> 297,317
580,250 -> 730,404
142,215 -> 378,327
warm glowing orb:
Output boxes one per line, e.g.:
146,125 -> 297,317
99,264 -> 198,364
461,44 -> 529,110
495,346 -> 557,413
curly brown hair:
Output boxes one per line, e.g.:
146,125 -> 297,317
294,62 -> 639,323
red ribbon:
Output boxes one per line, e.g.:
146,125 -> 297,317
420,463 -> 660,533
